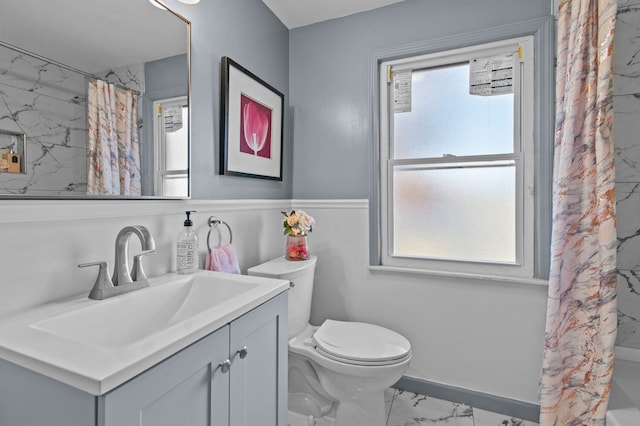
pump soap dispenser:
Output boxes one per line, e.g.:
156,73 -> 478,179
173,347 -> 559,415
177,210 -> 199,274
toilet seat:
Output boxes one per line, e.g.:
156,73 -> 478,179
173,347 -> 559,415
312,320 -> 411,366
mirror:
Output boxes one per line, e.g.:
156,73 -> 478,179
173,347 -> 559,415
0,0 -> 190,198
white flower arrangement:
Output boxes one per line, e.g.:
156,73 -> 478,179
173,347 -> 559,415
281,210 -> 315,236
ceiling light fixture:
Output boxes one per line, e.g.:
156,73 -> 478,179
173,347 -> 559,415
149,0 -> 200,10
149,0 -> 167,9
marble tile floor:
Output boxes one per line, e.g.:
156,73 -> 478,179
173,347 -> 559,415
384,389 -> 539,426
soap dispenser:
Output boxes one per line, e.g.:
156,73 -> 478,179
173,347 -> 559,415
177,210 -> 199,274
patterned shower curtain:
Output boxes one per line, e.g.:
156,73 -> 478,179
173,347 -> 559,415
87,79 -> 141,196
540,0 -> 617,424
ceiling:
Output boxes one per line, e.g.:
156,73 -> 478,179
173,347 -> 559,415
0,0 -> 187,73
262,0 -> 407,29
0,0 -> 403,74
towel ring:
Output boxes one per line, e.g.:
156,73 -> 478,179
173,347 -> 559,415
207,217 -> 233,252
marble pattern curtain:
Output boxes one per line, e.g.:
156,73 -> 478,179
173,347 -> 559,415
540,0 -> 617,424
87,79 -> 141,195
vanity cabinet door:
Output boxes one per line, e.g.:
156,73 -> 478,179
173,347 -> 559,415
229,292 -> 288,426
0,358 -> 95,426
98,325 -> 230,426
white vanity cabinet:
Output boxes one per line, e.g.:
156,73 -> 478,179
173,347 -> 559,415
0,292 -> 287,426
98,325 -> 229,426
228,290 -> 287,426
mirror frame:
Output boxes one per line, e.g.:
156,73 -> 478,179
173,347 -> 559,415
0,1 -> 191,200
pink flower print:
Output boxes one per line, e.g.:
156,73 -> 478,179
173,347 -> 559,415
241,95 -> 271,158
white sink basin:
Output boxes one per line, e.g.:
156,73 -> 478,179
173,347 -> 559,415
0,270 -> 289,395
32,274 -> 257,348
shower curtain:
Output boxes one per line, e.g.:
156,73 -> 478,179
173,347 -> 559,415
540,0 -> 617,424
87,79 -> 141,196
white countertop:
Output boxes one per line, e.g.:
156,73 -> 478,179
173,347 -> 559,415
0,271 -> 288,395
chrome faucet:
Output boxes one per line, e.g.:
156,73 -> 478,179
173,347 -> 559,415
78,225 -> 156,300
112,225 -> 156,286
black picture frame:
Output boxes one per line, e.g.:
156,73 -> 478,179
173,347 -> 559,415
220,56 -> 284,180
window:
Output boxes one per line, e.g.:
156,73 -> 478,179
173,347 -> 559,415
379,37 -> 534,278
153,96 -> 189,197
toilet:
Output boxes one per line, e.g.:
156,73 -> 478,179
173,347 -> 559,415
248,256 -> 411,426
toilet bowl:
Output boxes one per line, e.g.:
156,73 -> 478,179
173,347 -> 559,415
248,256 -> 411,426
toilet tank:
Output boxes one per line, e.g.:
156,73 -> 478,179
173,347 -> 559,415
247,256 -> 317,338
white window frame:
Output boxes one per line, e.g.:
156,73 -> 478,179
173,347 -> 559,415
379,36 -> 535,279
153,96 -> 189,197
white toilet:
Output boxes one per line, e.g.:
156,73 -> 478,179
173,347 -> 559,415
248,256 -> 411,426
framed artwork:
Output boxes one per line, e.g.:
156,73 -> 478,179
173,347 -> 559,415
220,56 -> 284,180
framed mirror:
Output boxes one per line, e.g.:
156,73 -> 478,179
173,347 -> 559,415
0,0 -> 190,199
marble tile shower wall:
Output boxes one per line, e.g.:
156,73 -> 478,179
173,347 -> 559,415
0,45 -> 87,194
0,43 -> 144,195
615,1 -> 640,349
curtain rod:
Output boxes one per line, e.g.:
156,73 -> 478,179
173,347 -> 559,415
0,40 -> 141,95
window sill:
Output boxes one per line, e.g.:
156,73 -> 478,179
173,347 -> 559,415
368,265 -> 549,286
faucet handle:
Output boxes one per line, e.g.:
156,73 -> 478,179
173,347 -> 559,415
79,261 -> 114,300
132,250 -> 156,282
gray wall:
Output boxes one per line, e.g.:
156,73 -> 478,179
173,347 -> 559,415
173,0 -> 551,200
171,0 -> 291,199
289,0 -> 552,199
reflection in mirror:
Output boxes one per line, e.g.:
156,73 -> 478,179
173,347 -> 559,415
0,130 -> 26,175
153,96 -> 189,197
0,0 -> 190,198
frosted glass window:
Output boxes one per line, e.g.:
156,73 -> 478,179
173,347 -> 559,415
394,65 -> 514,159
154,96 -> 189,197
392,164 -> 516,263
379,36 -> 535,276
164,106 -> 189,170
162,175 -> 188,197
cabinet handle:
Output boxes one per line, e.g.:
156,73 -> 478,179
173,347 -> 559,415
218,347 -> 247,376
234,346 -> 248,360
216,359 -> 231,374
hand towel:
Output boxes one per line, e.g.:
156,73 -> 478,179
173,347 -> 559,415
205,244 -> 240,274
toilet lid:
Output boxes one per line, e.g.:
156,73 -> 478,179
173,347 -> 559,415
312,320 -> 411,365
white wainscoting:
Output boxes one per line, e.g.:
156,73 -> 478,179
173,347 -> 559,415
0,198 -> 547,405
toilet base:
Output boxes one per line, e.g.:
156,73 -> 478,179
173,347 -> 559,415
288,409 -> 335,426
287,391 -> 386,426
333,390 -> 386,426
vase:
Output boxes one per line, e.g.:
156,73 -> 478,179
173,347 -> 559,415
285,234 -> 310,261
